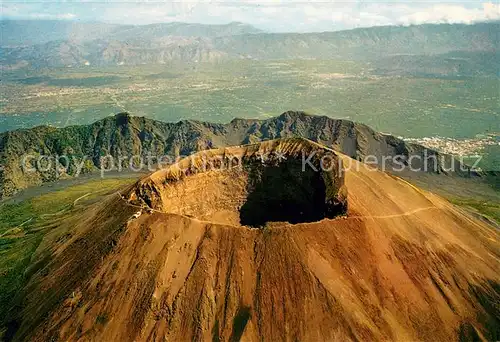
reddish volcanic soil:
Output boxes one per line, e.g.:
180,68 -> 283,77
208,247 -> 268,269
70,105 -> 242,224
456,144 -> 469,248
6,139 -> 500,342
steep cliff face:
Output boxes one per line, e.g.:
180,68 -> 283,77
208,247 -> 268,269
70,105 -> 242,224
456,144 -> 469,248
0,111 -> 475,199
4,141 -> 499,342
127,139 -> 347,227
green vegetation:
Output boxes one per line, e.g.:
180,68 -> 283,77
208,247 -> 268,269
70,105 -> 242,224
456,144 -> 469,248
1,60 -> 497,168
0,177 -> 138,326
95,313 -> 109,326
2,60 -> 498,140
450,198 -> 500,225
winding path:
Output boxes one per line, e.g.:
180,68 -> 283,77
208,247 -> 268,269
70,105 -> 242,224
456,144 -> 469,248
73,193 -> 91,206
348,206 -> 439,219
40,192 -> 92,218
116,191 -> 441,224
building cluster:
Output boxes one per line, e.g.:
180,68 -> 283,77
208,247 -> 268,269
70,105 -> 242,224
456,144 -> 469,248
404,135 -> 499,157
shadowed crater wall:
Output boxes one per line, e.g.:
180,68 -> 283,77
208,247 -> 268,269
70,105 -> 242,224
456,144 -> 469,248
240,158 -> 341,227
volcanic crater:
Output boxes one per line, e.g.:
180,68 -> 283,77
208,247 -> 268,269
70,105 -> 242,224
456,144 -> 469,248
126,138 -> 348,227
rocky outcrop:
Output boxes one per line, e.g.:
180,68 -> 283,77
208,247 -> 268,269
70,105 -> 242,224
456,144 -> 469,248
0,111 -> 477,199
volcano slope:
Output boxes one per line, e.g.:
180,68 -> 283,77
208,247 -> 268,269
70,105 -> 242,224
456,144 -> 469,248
5,139 -> 500,342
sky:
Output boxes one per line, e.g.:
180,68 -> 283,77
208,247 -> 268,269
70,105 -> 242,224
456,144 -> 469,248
1,1 -> 499,32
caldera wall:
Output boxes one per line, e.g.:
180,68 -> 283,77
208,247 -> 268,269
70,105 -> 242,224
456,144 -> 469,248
127,138 -> 347,227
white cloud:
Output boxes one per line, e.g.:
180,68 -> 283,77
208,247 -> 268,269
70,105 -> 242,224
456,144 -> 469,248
31,13 -> 77,20
1,1 -> 499,32
1,3 -> 77,20
398,2 -> 500,25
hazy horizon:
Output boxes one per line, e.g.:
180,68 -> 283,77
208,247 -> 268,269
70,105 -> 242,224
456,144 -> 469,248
1,17 -> 499,37
2,1 -> 499,33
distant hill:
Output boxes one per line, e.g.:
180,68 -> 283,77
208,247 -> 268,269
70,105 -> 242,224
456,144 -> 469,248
1,38 -> 229,67
0,20 -> 127,46
106,21 -> 263,42
1,21 -> 498,74
214,22 -> 499,60
0,20 -> 262,47
373,50 -> 500,77
0,20 -> 263,65
0,111 -> 479,199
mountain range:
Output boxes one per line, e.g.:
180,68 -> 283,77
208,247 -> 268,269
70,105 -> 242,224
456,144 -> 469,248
1,20 -> 498,76
0,111 -> 484,199
0,20 -> 263,46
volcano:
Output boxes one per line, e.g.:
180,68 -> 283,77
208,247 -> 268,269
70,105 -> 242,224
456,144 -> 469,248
5,139 -> 499,342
